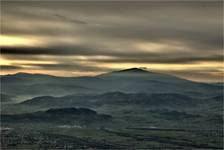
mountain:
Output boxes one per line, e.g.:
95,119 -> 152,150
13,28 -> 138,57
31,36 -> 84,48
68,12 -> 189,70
18,92 -> 201,113
1,73 -> 101,101
97,68 -> 222,96
1,69 -> 223,149
1,107 -> 112,126
1,68 -> 222,103
15,91 -> 222,119
98,68 -> 151,76
7,91 -> 221,130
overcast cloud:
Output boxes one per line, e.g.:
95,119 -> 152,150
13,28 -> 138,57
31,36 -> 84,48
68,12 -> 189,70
1,1 -> 223,82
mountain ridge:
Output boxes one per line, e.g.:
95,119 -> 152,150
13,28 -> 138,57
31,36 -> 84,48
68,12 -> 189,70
1,107 -> 113,125
0,68 -> 197,83
1,68 -> 222,101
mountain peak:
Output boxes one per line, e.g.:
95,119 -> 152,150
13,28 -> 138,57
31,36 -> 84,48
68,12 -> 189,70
97,67 -> 152,78
117,68 -> 149,73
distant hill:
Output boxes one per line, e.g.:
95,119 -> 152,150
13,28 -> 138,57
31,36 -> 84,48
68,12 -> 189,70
1,68 -> 222,103
11,92 -> 222,130
19,92 -> 199,109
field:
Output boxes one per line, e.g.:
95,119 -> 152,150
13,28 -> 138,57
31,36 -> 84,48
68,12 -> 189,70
1,121 -> 223,149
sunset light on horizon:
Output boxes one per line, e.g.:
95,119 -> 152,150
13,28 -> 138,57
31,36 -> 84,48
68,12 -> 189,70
1,1 -> 223,82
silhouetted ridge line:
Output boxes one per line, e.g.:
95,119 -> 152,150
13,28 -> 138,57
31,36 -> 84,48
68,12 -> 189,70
116,68 -> 149,73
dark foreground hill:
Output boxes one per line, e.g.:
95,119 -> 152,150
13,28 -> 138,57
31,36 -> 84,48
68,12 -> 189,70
1,107 -> 112,126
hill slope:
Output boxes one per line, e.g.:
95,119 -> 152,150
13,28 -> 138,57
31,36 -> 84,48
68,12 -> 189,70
1,107 -> 112,126
1,68 -> 222,102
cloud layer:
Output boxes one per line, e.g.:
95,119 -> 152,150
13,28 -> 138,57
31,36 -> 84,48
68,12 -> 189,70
1,1 -> 223,82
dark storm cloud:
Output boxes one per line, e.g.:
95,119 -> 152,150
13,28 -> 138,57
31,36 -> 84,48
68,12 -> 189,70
1,46 -> 122,56
2,46 -> 222,64
1,47 -> 76,55
1,65 -> 23,70
1,47 -> 57,55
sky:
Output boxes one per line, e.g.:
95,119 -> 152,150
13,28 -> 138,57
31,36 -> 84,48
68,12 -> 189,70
0,1 -> 223,82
